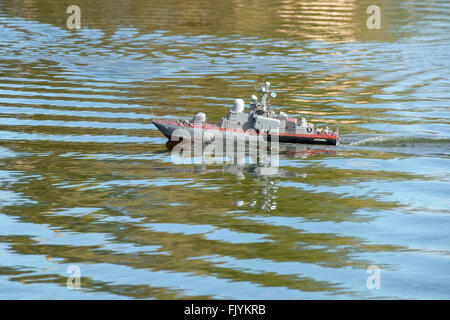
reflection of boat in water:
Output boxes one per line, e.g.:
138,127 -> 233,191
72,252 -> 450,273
279,143 -> 338,158
165,138 -> 338,161
163,140 -> 336,212
153,82 -> 339,146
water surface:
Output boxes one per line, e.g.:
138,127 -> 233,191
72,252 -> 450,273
0,0 -> 449,299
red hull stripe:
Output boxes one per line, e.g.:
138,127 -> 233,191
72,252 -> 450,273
153,119 -> 338,140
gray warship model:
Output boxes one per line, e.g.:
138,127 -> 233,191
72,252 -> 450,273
153,82 -> 339,145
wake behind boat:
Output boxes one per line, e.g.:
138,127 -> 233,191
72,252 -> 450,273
153,82 -> 339,146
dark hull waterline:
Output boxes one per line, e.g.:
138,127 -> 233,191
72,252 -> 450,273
153,119 -> 339,146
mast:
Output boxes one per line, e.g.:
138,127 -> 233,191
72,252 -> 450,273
259,81 -> 276,113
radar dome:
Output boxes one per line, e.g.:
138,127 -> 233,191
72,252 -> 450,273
193,112 -> 206,123
232,99 -> 245,112
279,111 -> 288,120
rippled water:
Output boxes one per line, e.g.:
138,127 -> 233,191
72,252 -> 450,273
0,0 -> 449,299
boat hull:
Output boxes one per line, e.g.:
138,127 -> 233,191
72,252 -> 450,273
153,119 -> 338,146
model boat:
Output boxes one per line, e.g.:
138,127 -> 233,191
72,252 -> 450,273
153,82 -> 339,145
